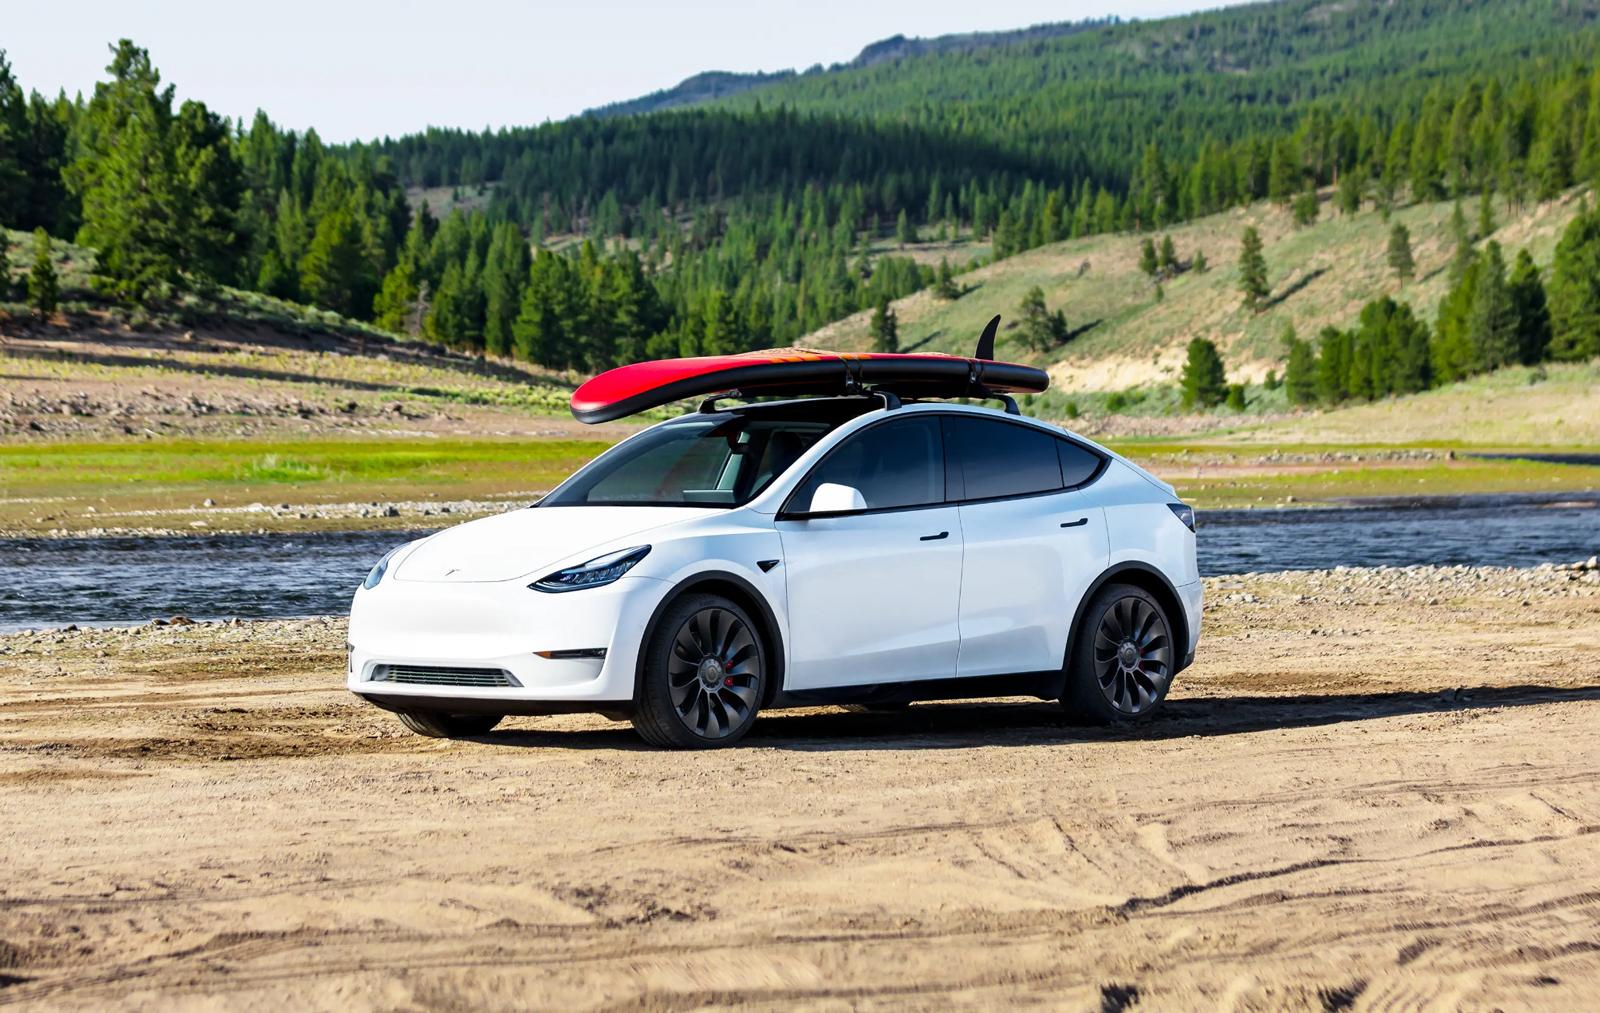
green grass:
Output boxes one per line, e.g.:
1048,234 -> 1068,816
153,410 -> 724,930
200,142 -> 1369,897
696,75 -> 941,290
0,438 -> 611,492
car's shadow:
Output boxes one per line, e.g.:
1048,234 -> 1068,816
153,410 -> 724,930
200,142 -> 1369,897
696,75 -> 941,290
473,683 -> 1600,752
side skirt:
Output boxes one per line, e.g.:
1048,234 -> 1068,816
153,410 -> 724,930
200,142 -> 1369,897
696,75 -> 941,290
770,671 -> 1060,710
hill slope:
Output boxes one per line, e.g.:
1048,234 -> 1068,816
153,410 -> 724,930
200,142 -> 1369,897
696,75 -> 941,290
807,189 -> 1589,393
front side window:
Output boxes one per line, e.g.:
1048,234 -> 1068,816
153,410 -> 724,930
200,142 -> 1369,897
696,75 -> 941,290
790,416 -> 945,513
944,416 -> 1065,501
544,416 -> 830,507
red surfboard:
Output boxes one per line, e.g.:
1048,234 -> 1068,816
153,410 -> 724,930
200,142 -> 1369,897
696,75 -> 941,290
570,317 -> 1048,424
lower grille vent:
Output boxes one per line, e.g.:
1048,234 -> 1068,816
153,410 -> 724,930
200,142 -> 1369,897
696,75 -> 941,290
370,664 -> 520,688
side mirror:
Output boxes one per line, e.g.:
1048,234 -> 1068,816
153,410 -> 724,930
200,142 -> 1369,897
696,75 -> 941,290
807,482 -> 867,515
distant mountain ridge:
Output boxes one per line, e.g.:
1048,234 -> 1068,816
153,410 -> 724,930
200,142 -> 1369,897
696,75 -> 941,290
584,17 -> 1117,119
586,70 -> 796,119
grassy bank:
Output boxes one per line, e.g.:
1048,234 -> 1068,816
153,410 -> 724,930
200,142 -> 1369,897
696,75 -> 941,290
5,434 -> 1598,535
0,437 -> 611,533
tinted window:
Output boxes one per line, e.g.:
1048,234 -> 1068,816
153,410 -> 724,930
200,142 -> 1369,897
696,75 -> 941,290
791,416 -> 944,512
1057,439 -> 1104,487
945,416 -> 1063,501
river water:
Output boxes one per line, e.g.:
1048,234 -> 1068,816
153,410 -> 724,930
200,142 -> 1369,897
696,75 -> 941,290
2,493 -> 1596,631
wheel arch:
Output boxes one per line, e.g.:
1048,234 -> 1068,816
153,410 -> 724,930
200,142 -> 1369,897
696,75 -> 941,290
1052,561 -> 1192,699
635,570 -> 787,707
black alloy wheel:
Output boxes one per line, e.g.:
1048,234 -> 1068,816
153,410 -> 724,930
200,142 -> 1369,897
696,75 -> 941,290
634,593 -> 766,748
1063,583 -> 1174,724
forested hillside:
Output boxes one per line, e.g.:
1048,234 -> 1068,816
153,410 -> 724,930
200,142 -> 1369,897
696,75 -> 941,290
4,0 -> 1600,397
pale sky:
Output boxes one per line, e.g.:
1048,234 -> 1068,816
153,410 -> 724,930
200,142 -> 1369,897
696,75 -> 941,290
5,1 -> 1236,143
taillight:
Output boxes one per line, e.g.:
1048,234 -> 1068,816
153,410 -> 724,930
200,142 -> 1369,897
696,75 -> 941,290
1167,502 -> 1196,532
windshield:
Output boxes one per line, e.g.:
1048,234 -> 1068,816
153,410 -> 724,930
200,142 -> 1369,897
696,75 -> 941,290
541,415 -> 834,508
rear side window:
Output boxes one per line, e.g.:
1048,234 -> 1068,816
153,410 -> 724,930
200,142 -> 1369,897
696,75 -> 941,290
944,416 -> 1063,501
790,416 -> 945,512
1057,439 -> 1104,488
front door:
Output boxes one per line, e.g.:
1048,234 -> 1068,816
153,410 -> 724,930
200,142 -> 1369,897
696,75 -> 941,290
776,415 -> 963,689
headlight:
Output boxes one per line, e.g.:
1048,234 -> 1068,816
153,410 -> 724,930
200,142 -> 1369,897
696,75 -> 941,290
362,546 -> 402,590
531,545 -> 650,593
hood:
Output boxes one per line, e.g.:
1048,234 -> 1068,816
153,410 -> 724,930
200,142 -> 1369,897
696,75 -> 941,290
393,506 -> 703,583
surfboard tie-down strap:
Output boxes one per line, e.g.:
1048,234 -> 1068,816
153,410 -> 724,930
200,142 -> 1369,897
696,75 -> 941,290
568,316 -> 1047,423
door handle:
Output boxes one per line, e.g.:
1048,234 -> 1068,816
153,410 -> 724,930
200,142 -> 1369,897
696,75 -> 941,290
1060,517 -> 1089,528
920,531 -> 950,541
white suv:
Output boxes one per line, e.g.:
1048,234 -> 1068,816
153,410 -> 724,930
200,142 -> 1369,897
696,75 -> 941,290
348,397 -> 1201,747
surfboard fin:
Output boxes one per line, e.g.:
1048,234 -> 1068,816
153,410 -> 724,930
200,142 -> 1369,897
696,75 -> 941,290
975,315 -> 1000,360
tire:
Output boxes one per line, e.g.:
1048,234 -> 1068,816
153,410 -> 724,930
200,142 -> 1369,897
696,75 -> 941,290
396,710 -> 504,738
632,593 -> 767,749
1062,583 -> 1175,724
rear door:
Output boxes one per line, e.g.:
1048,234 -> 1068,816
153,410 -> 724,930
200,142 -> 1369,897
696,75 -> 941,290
944,415 -> 1110,677
776,415 -> 963,690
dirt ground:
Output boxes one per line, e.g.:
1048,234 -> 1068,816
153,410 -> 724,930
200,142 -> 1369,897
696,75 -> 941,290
3,564 -> 1599,1010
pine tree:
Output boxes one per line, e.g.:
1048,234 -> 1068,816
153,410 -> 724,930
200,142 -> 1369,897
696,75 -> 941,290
1267,136 -> 1300,205
513,249 -> 583,368
895,208 -> 913,246
1336,169 -> 1363,215
1507,248 -> 1552,365
1225,384 -> 1247,411
66,41 -> 243,299
0,231 -> 10,301
1387,222 -> 1415,282
298,206 -> 371,318
372,260 -> 420,334
1138,237 -> 1158,278
934,257 -> 960,299
1018,285 -> 1068,351
1315,327 -> 1354,403
1158,234 -> 1177,273
1282,324 -> 1319,406
482,222 -> 529,357
27,227 -> 56,315
869,296 -> 898,352
68,41 -> 186,299
1291,185 -> 1318,226
1547,206 -> 1600,361
1433,257 -> 1481,383
1238,226 -> 1269,311
1191,250 -> 1208,274
1447,198 -> 1474,286
1477,188 -> 1496,239
701,288 -> 745,356
1179,338 -> 1227,408
171,98 -> 244,286
1466,242 -> 1518,372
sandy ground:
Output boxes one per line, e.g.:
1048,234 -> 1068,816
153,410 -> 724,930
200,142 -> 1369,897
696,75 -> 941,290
3,564 -> 1600,1009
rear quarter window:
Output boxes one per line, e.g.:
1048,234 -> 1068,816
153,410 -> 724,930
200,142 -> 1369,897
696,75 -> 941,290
1057,439 -> 1105,488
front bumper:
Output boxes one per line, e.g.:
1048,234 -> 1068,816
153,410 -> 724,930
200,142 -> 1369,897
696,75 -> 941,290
346,574 -> 670,709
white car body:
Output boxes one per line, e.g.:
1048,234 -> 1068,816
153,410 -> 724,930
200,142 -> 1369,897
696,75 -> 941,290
348,399 -> 1201,739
